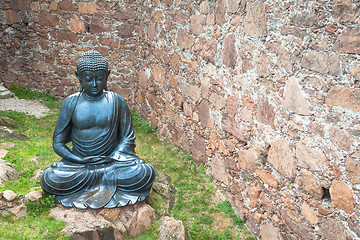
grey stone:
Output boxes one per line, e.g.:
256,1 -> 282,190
0,163 -> 20,185
159,216 -> 189,240
0,126 -> 29,140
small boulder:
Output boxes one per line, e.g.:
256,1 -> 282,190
50,202 -> 156,239
25,190 -> 43,203
0,86 -> 12,99
149,171 -> 176,214
0,163 -> 20,185
159,216 -> 189,240
3,190 -> 17,201
0,126 -> 29,140
8,203 -> 27,219
0,116 -> 17,128
0,149 -> 9,159
0,142 -> 16,149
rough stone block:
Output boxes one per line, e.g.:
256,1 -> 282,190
177,28 -> 194,50
244,1 -> 267,38
329,179 -> 355,214
221,117 -> 246,142
326,86 -> 360,112
193,37 -> 217,62
301,49 -> 340,76
267,139 -> 297,180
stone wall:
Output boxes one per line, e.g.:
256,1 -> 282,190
0,0 -> 140,103
135,0 -> 360,239
1,0 -> 360,239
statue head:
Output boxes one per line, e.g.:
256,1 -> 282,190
76,50 -> 110,96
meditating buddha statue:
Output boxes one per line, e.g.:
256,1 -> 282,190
41,50 -> 156,209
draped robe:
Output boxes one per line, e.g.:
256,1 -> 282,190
40,92 -> 156,209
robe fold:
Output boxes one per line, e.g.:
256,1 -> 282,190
41,92 -> 156,209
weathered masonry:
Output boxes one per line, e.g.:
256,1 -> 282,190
1,0 -> 359,239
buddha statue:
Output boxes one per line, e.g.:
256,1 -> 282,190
40,50 -> 156,209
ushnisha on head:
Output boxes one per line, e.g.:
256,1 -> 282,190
75,50 -> 110,96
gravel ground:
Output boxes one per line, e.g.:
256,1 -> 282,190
0,97 -> 50,118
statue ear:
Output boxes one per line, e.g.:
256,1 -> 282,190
75,71 -> 84,92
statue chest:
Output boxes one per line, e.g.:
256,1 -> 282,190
72,99 -> 110,130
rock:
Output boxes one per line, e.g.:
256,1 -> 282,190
0,142 -> 16,149
226,96 -> 238,118
50,203 -> 156,239
280,209 -> 312,240
221,117 -> 246,142
215,0 -> 226,25
222,34 -> 237,67
300,169 -> 323,199
332,0 -> 360,22
69,15 -> 85,32
329,179 -> 355,214
193,37 -> 217,63
151,66 -> 166,83
59,0 -> 76,11
243,1 -> 267,38
181,83 -> 201,102
3,190 -> 17,201
0,86 -> 12,99
209,92 -> 225,110
345,157 -> 360,184
177,28 -> 194,50
248,184 -> 261,208
329,126 -> 354,152
48,2 -> 58,11
4,10 -> 19,25
301,49 -> 340,76
319,219 -> 346,240
159,216 -> 189,240
40,12 -> 59,27
8,203 -> 27,219
150,171 -> 176,214
282,77 -> 309,115
256,169 -> 278,189
191,134 -> 206,164
197,100 -> 211,128
260,222 -> 283,240
190,14 -> 206,35
25,190 -> 43,203
78,2 -> 98,14
151,10 -> 164,23
267,139 -> 297,181
0,126 -> 29,140
334,27 -> 360,54
0,163 -> 20,185
0,149 -> 9,159
295,142 -> 327,171
256,98 -> 276,128
211,156 -> 229,185
301,202 -> 319,225
291,12 -> 318,27
0,116 -> 17,128
326,86 -> 360,112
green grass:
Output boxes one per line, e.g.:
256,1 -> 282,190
0,88 -> 253,240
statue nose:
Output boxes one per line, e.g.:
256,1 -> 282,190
92,79 -> 97,87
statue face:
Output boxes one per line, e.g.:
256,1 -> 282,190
78,70 -> 108,97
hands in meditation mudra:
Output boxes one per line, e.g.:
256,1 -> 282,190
41,51 -> 156,209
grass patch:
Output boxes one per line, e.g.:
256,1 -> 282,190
1,88 -> 253,239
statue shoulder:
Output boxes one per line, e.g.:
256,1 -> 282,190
106,91 -> 126,104
60,92 -> 81,111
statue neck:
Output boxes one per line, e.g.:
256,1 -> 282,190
82,91 -> 106,101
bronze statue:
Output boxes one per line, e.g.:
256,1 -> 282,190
41,51 -> 156,209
